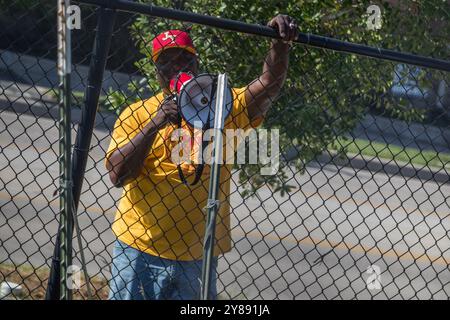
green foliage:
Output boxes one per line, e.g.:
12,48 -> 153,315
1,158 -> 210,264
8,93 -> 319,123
103,80 -> 148,115
107,0 -> 449,197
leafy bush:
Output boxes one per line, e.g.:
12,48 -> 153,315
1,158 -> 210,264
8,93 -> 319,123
107,0 -> 449,196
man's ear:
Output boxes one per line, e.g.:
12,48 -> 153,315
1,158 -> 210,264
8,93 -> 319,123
155,71 -> 170,92
194,56 -> 200,72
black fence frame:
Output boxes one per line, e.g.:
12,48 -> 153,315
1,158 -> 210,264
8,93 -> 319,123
44,0 -> 450,300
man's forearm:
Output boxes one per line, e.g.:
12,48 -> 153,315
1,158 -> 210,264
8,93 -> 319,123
246,40 -> 290,120
261,40 -> 290,99
246,14 -> 298,121
107,116 -> 166,187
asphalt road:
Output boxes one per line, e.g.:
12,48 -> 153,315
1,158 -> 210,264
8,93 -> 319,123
1,110 -> 449,299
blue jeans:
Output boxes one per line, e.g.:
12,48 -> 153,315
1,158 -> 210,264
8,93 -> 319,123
108,239 -> 218,300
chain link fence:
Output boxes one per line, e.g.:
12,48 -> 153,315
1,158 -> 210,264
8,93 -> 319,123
0,0 -> 449,300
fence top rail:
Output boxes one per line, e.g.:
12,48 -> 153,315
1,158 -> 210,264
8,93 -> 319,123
74,0 -> 450,72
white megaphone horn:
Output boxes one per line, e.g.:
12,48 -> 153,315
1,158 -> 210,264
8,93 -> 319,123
170,72 -> 233,129
169,72 -> 233,185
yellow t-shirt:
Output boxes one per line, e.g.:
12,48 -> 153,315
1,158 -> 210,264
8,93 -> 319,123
105,87 -> 263,261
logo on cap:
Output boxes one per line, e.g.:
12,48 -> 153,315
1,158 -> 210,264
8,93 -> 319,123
161,31 -> 176,43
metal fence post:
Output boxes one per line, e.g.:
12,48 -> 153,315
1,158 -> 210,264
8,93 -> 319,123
56,0 -> 73,300
45,5 -> 117,300
200,74 -> 228,300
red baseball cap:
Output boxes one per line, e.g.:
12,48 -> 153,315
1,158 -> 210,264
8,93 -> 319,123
152,30 -> 197,62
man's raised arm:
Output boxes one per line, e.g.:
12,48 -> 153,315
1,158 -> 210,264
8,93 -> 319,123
245,15 -> 299,122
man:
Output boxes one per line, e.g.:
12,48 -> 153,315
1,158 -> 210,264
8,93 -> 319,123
105,14 -> 298,300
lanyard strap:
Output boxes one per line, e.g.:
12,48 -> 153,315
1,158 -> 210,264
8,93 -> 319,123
176,77 -> 217,186
177,111 -> 210,186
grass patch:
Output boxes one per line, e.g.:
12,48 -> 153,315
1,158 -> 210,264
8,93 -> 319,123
0,263 -> 108,300
330,137 -> 450,170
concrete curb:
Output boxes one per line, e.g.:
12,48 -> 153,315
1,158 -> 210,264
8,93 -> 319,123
313,152 -> 450,185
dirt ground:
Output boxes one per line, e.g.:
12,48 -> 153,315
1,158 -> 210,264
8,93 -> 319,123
0,263 -> 109,300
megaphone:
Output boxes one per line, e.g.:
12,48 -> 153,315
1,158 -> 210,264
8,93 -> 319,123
169,72 -> 233,185
170,72 -> 233,129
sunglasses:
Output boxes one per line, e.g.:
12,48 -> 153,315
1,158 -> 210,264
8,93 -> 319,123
155,50 -> 197,74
